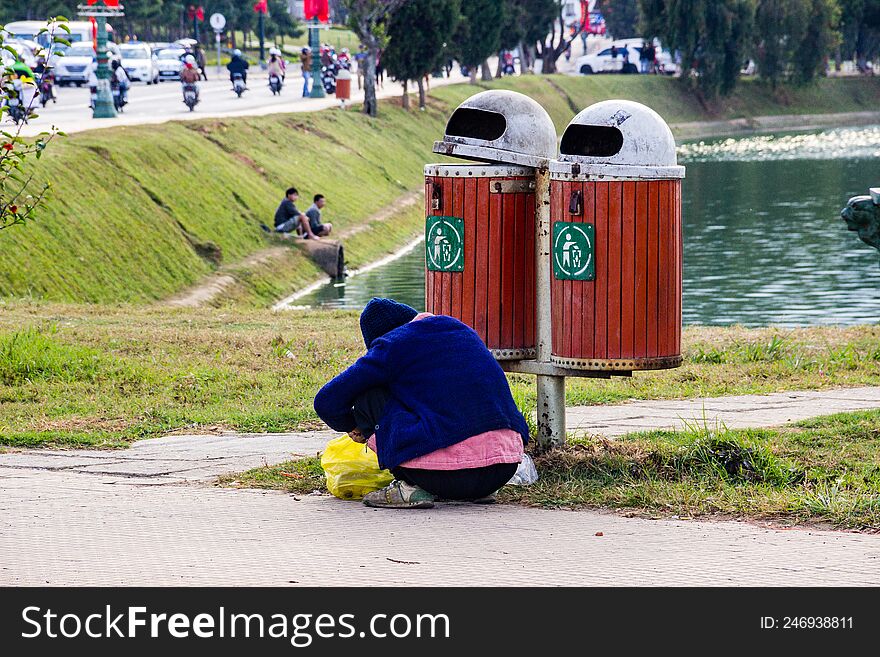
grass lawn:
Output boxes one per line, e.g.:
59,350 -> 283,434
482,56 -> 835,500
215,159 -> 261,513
0,301 -> 877,448
223,409 -> 880,530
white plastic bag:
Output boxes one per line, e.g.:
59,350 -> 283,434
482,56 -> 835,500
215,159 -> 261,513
506,453 -> 538,486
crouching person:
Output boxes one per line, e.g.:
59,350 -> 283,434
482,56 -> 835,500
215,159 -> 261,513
314,298 -> 529,509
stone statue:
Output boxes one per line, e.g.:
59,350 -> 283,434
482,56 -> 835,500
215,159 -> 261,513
841,188 -> 880,258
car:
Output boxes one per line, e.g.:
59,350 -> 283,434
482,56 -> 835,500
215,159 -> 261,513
156,48 -> 185,80
575,38 -> 678,76
119,43 -> 159,84
5,40 -> 38,69
54,42 -> 121,86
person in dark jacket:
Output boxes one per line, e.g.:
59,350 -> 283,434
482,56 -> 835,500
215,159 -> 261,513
226,49 -> 249,86
314,298 -> 529,509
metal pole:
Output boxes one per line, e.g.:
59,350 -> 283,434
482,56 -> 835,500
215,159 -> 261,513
215,30 -> 221,76
309,18 -> 325,98
258,12 -> 265,63
93,15 -> 117,119
534,166 -> 566,448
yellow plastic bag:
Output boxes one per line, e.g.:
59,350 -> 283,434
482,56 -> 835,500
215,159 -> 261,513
320,435 -> 394,500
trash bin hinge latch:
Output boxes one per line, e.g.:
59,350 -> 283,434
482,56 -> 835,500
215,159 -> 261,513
490,180 -> 536,194
569,189 -> 583,215
431,185 -> 442,210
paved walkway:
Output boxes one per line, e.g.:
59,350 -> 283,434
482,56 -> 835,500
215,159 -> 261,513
2,387 -> 879,586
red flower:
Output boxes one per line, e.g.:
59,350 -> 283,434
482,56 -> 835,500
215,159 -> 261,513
9,206 -> 18,214
2,143 -> 13,151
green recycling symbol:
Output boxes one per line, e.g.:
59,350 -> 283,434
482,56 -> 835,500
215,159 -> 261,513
425,216 -> 464,272
553,221 -> 595,280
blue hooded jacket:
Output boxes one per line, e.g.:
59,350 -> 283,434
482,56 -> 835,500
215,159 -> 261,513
313,315 -> 529,470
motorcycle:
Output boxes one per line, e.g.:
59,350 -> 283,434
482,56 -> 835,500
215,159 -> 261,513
39,73 -> 56,107
4,96 -> 28,125
110,78 -> 128,113
182,82 -> 199,112
268,73 -> 282,95
321,62 -> 337,94
232,72 -> 246,97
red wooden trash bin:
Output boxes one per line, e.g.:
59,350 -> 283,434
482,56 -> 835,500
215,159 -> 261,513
336,69 -> 352,105
425,90 -> 557,359
549,100 -> 685,371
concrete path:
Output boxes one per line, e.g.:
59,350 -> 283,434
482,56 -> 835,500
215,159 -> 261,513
567,386 -> 880,437
2,386 -> 879,586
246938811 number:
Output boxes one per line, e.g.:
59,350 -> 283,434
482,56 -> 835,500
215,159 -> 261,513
783,617 -> 853,629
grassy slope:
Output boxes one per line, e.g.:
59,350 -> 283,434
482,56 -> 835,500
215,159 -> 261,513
5,76 -> 880,305
0,97 -> 447,304
0,303 -> 877,448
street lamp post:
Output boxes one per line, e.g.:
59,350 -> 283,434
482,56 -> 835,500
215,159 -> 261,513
79,2 -> 124,119
309,18 -> 325,98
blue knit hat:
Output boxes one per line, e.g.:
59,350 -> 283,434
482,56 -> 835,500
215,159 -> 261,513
360,297 -> 418,348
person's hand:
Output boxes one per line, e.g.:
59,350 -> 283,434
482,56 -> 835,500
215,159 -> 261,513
349,428 -> 367,444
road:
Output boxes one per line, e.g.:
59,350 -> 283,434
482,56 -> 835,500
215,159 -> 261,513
13,67 -> 469,137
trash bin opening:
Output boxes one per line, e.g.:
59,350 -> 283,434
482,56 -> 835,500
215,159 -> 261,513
445,108 -> 507,142
560,125 -> 624,158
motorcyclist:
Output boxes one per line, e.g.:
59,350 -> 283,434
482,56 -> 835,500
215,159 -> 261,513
267,47 -> 285,84
33,55 -> 56,105
226,48 -> 249,88
3,60 -> 37,120
180,55 -> 201,103
110,59 -> 131,107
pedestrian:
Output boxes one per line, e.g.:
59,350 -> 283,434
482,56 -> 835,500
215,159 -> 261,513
640,41 -> 651,73
313,298 -> 528,509
273,187 -> 319,239
646,42 -> 656,74
194,43 -> 207,81
355,45 -> 368,89
301,46 -> 312,96
305,194 -> 332,237
376,50 -> 384,88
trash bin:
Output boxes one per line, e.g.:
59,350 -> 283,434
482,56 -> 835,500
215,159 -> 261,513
336,68 -> 352,106
549,100 -> 685,371
425,90 -> 556,359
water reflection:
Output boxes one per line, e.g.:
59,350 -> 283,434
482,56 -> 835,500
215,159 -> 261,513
295,126 -> 880,326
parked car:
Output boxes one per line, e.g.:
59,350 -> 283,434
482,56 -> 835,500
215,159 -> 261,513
156,48 -> 185,80
5,40 -> 38,69
119,43 -> 159,84
575,38 -> 678,75
54,42 -> 122,86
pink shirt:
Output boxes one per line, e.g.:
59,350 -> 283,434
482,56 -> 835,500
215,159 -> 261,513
365,311 -> 525,470
367,429 -> 524,471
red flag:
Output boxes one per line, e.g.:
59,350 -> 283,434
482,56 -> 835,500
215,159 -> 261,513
253,0 -> 269,14
196,6 -> 205,21
304,0 -> 329,22
87,0 -> 121,5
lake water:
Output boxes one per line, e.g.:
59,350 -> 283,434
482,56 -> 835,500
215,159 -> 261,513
294,126 -> 880,326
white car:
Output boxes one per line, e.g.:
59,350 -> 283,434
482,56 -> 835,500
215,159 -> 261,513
55,42 -> 121,86
156,48 -> 185,81
575,38 -> 678,75
119,43 -> 159,84
5,40 -> 38,69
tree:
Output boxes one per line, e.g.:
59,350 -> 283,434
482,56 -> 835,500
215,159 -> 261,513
383,0 -> 460,109
0,19 -> 67,231
640,0 -> 755,99
753,0 -> 839,86
535,0 -> 583,74
451,0 -> 505,82
343,0 -> 408,117
836,0 -> 879,71
596,0 -> 639,38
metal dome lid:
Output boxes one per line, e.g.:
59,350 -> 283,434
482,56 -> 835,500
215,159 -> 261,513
551,99 -> 685,179
433,90 -> 557,168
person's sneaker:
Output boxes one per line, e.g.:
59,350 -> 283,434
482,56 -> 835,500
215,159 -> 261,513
471,492 -> 497,504
363,480 -> 435,509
